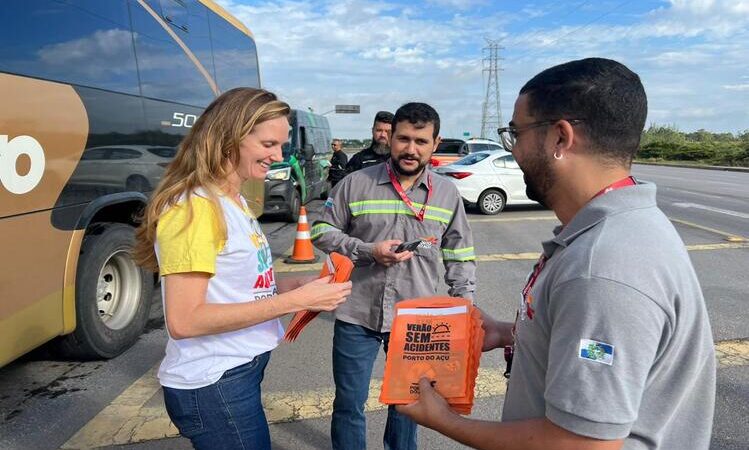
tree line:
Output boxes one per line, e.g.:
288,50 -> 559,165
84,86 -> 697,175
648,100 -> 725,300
336,126 -> 749,167
638,125 -> 749,167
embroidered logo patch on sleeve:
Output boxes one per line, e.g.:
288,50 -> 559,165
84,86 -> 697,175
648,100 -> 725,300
578,339 -> 614,365
324,197 -> 334,208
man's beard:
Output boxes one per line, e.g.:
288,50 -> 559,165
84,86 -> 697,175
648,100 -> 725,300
372,142 -> 390,155
393,155 -> 427,177
522,145 -> 555,209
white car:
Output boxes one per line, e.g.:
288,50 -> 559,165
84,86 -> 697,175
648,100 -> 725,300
433,150 -> 538,214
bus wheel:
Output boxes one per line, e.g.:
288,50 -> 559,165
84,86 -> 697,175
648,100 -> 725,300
58,223 -> 153,359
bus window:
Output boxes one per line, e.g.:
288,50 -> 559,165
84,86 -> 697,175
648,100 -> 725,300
178,1 -> 217,81
210,13 -> 261,90
0,0 -> 139,94
129,1 -> 215,106
159,0 -> 188,31
65,0 -> 131,26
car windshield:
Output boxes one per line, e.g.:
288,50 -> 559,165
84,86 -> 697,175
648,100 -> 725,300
453,152 -> 490,165
467,143 -> 501,152
435,140 -> 464,154
147,147 -> 177,158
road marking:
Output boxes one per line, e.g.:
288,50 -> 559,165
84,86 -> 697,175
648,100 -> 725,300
669,218 -> 747,242
62,366 -> 507,448
468,215 -> 558,223
672,202 -> 749,219
63,339 -> 749,448
685,242 -> 749,251
715,339 -> 749,368
274,242 -> 749,273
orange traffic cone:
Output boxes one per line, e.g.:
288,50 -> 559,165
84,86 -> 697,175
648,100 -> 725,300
284,206 -> 320,264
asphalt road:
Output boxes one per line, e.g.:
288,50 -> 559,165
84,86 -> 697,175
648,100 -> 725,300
0,164 -> 747,450
632,165 -> 749,238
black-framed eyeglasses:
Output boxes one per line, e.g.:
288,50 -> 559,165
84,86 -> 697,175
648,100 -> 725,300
497,119 -> 585,152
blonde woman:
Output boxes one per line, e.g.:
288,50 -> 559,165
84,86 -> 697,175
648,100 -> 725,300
134,88 -> 351,449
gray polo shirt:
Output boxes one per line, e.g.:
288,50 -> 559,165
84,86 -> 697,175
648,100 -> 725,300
311,161 -> 476,332
502,182 -> 716,449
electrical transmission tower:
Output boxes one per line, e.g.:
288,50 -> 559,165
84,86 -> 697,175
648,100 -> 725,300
480,39 -> 503,141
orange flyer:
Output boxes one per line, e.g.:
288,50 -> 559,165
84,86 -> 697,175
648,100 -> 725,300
380,297 -> 484,413
283,252 -> 353,342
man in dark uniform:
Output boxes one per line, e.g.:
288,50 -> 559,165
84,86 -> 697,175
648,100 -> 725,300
345,111 -> 394,173
328,139 -> 348,188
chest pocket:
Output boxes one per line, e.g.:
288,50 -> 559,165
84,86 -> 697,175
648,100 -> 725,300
413,205 -> 450,258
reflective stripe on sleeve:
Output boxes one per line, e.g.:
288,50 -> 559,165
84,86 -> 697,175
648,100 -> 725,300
311,222 -> 340,240
442,247 -> 476,261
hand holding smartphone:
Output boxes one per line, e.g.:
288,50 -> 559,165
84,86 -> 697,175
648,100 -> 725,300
394,239 -> 422,253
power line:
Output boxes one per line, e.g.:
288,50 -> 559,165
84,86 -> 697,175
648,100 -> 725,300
506,0 -> 635,62
503,0 -> 594,49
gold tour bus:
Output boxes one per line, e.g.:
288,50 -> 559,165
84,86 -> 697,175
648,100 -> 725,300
0,0 -> 265,366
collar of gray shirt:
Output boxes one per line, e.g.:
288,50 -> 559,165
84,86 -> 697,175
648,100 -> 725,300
376,160 -> 432,192
542,181 -> 656,257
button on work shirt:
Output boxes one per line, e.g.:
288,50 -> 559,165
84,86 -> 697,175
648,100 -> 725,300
312,161 -> 476,332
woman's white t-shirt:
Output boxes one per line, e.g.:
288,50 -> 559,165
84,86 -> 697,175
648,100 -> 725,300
155,188 -> 283,389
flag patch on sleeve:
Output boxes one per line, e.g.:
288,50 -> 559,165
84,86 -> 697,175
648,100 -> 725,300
578,339 -> 614,365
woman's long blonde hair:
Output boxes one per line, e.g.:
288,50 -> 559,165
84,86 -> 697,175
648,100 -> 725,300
134,88 -> 290,272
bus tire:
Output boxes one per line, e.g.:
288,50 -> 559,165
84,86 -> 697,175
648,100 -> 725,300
58,223 -> 153,359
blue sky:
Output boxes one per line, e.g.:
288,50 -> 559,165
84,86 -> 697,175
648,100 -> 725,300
217,0 -> 749,139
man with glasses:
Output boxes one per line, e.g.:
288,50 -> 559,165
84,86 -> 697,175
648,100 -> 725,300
328,139 -> 348,187
397,58 -> 715,450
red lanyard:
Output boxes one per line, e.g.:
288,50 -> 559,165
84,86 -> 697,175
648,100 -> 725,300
505,176 -> 636,377
521,176 -> 636,314
591,176 -> 636,199
522,256 -> 547,305
386,162 -> 433,222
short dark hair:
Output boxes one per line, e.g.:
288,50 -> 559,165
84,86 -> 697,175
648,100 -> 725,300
519,57 -> 647,165
392,102 -> 440,139
373,111 -> 394,126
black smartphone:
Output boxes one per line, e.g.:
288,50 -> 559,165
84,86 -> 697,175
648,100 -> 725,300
394,239 -> 422,253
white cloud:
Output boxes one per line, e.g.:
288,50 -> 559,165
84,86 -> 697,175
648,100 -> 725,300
37,29 -> 135,76
672,107 -> 718,119
426,0 -> 489,10
217,0 -> 749,136
723,84 -> 749,91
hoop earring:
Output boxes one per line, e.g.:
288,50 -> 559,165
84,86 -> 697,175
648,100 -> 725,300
553,151 -> 563,160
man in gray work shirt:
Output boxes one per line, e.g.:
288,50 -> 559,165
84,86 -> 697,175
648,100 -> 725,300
312,102 -> 476,450
396,58 -> 716,450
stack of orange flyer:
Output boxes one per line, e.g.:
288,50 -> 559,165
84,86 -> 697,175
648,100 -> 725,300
283,252 -> 354,342
379,297 -> 484,414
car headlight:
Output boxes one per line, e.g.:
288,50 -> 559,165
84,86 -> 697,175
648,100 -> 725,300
266,167 -> 291,181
